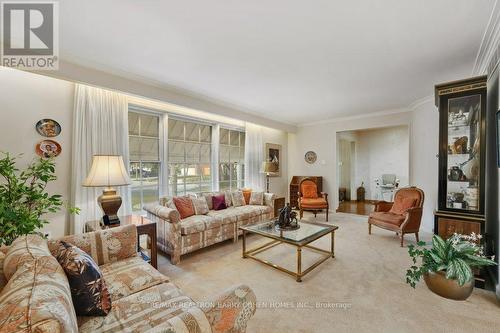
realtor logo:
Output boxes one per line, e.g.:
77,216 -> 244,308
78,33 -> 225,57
1,1 -> 59,70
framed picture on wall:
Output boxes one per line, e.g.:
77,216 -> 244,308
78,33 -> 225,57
265,143 -> 282,177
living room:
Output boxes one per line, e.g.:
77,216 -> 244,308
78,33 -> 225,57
1,1 -> 499,333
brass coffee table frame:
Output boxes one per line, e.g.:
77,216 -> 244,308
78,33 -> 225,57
240,222 -> 337,282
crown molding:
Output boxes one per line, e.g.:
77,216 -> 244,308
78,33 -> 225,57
299,107 -> 411,127
408,95 -> 434,110
473,0 -> 500,75
31,59 -> 298,133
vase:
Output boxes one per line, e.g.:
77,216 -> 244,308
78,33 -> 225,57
423,271 -> 473,300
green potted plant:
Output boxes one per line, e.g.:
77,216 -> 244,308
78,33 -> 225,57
406,233 -> 496,300
0,153 -> 79,246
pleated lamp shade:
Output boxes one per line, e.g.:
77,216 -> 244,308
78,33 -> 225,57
83,155 -> 131,187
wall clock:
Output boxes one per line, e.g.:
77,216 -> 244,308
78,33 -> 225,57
304,151 -> 317,164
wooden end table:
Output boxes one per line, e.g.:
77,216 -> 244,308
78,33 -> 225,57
85,215 -> 157,269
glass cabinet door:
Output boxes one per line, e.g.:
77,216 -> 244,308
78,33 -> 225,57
445,94 -> 481,212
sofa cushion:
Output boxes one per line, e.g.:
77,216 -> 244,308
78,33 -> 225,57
3,234 -> 50,280
231,191 -> 246,207
247,205 -> 272,215
100,255 -> 168,301
0,255 -> 78,333
201,192 -> 214,210
180,214 -> 217,235
224,191 -> 233,207
174,196 -> 196,219
192,196 -> 210,215
207,208 -> 239,225
49,224 -> 138,266
242,188 -> 252,204
233,205 -> 263,218
390,197 -> 416,215
212,194 -> 227,210
0,252 -> 6,291
53,241 -> 112,316
77,282 -> 211,333
369,212 -> 406,226
300,197 -> 328,209
249,191 -> 264,205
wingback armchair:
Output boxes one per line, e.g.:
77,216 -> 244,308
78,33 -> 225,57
368,186 -> 424,247
298,178 -> 329,221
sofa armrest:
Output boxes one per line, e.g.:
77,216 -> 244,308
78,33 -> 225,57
202,284 -> 257,333
264,193 -> 276,209
374,201 -> 393,212
143,203 -> 181,224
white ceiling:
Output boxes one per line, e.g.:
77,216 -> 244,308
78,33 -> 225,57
60,0 -> 494,125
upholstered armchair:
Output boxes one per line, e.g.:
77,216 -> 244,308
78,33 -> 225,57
298,178 -> 329,221
368,186 -> 424,247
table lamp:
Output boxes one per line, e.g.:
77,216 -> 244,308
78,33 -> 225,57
262,161 -> 278,193
83,155 -> 131,225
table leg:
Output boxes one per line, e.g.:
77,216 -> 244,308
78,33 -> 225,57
297,247 -> 302,282
242,229 -> 247,258
331,230 -> 335,258
151,227 -> 157,269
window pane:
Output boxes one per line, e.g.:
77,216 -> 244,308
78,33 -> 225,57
129,112 -> 140,135
219,182 -> 230,191
185,164 -> 200,183
131,188 -> 142,211
200,125 -> 211,143
200,164 -> 211,182
168,141 -> 185,163
230,163 -> 238,182
239,147 -> 245,163
240,132 -> 245,147
169,164 -> 184,196
220,128 -> 229,145
230,146 -> 240,162
219,163 -> 230,181
200,183 -> 212,192
140,138 -> 159,161
231,180 -> 237,190
186,143 -> 201,163
220,146 -> 230,163
140,114 -> 159,137
185,122 -> 199,142
230,130 -> 240,146
129,137 -> 141,161
168,119 -> 184,140
200,144 -> 211,163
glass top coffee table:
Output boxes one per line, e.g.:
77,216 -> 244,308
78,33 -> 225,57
240,220 -> 338,282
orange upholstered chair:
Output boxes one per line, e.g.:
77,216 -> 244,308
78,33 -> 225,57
298,178 -> 329,221
368,187 -> 424,247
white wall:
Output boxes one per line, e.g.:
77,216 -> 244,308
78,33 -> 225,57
288,106 -> 438,232
0,68 -> 75,238
354,126 -> 409,200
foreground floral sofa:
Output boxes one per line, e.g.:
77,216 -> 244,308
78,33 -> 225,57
0,225 -> 257,333
144,192 -> 275,264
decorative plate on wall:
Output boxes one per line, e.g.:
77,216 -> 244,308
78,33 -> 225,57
36,140 -> 62,158
36,119 -> 61,137
304,151 -> 317,164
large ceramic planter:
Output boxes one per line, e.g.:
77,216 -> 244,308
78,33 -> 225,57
423,271 -> 473,301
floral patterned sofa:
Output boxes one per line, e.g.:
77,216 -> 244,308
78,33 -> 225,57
144,192 -> 275,264
0,225 -> 257,333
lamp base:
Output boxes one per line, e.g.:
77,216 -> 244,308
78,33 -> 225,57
98,188 -> 122,225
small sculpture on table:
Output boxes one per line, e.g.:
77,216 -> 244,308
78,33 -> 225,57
275,203 -> 300,231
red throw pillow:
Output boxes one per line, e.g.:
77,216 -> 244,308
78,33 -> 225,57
173,196 -> 195,219
212,194 -> 227,210
390,197 -> 416,215
302,184 -> 318,199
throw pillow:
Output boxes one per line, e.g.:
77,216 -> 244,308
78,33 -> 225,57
302,184 -> 319,199
242,188 -> 252,204
212,194 -> 227,210
173,196 -> 195,219
191,197 -> 209,215
390,197 -> 416,215
201,192 -> 214,210
54,241 -> 112,316
224,191 -> 232,207
160,196 -> 177,209
249,191 -> 264,205
231,191 -> 246,207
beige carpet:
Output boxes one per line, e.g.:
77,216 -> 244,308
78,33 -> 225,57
158,212 -> 499,333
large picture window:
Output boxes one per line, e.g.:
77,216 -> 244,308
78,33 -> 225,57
168,118 -> 212,196
128,111 -> 161,212
219,128 -> 245,191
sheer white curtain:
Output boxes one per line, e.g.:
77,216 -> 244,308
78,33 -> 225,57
244,122 -> 265,191
159,113 -> 169,197
71,84 -> 131,234
211,124 -> 220,192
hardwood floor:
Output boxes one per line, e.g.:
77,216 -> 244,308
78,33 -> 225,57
336,200 -> 375,216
